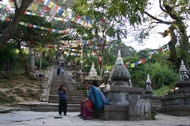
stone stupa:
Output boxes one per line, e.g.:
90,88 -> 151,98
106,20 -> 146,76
84,62 -> 101,82
98,50 -> 152,120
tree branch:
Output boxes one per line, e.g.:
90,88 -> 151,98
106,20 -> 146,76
144,11 -> 172,24
159,0 -> 166,13
0,0 -> 33,47
14,0 -> 18,9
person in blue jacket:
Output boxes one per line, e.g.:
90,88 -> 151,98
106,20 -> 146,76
58,84 -> 67,116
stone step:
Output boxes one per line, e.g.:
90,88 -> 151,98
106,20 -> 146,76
15,103 -> 80,112
47,66 -> 86,112
50,92 -> 86,96
50,90 -> 87,95
49,99 -> 81,104
33,104 -> 80,112
31,106 -> 80,112
48,95 -> 86,102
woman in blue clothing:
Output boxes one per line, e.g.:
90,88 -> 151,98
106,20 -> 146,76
78,81 -> 110,120
58,84 -> 67,116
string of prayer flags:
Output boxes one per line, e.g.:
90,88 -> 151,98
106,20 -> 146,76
0,15 -> 76,35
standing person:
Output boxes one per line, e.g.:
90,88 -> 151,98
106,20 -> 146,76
58,84 -> 67,116
78,81 -> 110,120
61,69 -> 64,75
57,67 -> 61,76
59,60 -> 63,67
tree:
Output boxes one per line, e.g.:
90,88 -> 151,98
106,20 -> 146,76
144,0 -> 190,71
72,0 -> 190,72
0,0 -> 33,47
0,12 -> 59,77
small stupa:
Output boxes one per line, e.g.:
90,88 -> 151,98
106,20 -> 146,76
85,62 -> 101,81
145,74 -> 153,93
142,74 -> 161,117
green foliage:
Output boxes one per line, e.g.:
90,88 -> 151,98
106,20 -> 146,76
129,58 -> 178,89
35,58 -> 52,70
109,41 -> 137,57
154,86 -> 170,97
0,44 -> 23,71
151,62 -> 178,88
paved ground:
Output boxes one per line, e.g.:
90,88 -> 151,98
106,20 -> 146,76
0,111 -> 190,126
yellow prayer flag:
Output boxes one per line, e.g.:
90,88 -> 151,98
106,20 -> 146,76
40,27 -> 45,30
19,21 -> 24,25
48,2 -> 54,8
131,63 -> 135,68
149,55 -> 152,59
30,3 -> 38,11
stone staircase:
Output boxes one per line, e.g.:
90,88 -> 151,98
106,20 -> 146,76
36,65 -> 87,112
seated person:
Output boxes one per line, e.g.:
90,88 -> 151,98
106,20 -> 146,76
99,78 -> 110,94
92,79 -> 99,87
78,81 -> 110,120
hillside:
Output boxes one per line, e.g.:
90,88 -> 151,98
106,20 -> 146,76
0,70 -> 50,105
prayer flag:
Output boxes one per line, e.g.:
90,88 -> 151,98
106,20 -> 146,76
30,3 -> 38,11
44,0 -> 50,6
48,1 -> 54,8
50,8 -> 57,16
44,6 -> 51,12
131,63 -> 135,68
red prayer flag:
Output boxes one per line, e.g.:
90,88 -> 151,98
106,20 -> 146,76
48,28 -> 52,32
5,18 -> 11,21
141,58 -> 146,64
44,6 -> 51,12
159,47 -> 163,52
28,24 -> 33,27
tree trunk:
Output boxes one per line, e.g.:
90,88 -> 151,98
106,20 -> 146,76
175,21 -> 190,71
18,41 -> 30,77
0,0 -> 33,47
167,26 -> 180,69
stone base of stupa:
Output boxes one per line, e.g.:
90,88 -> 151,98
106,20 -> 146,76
159,87 -> 190,116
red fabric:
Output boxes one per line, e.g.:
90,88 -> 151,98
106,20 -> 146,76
142,58 -> 146,64
86,100 -> 93,109
44,6 -> 51,12
28,24 -> 33,27
159,47 -> 163,52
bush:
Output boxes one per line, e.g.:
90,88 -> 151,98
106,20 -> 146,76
129,62 -> 178,90
151,62 -> 178,89
35,58 -> 52,70
154,85 -> 170,96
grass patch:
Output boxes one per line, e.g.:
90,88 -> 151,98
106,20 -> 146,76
154,85 -> 170,97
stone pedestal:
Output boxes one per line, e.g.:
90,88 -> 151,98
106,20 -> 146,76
160,87 -> 190,116
101,105 -> 129,120
142,94 -> 161,119
97,85 -> 153,120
